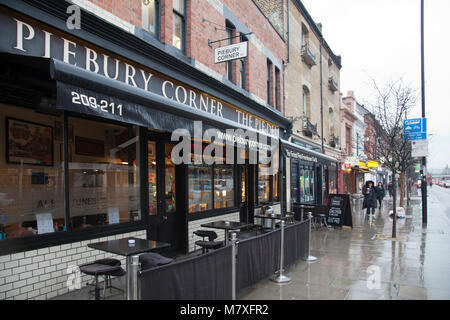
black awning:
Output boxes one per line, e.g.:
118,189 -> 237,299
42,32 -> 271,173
1,52 -> 279,151
280,139 -> 338,166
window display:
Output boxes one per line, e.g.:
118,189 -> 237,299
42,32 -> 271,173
214,165 -> 234,209
0,105 -> 64,239
68,117 -> 140,229
188,164 -> 212,213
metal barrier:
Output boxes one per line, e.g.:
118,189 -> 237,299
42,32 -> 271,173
271,220 -> 291,283
302,214 -> 318,262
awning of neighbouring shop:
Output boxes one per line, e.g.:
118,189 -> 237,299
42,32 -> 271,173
280,139 -> 338,166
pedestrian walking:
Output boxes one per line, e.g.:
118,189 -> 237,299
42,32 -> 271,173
362,180 -> 377,218
388,182 -> 393,198
375,182 -> 386,209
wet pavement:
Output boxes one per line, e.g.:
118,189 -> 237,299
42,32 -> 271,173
55,187 -> 450,300
239,187 -> 450,300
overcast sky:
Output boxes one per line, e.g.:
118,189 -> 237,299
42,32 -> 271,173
300,0 -> 450,172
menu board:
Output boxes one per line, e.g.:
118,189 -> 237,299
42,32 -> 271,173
327,194 -> 352,228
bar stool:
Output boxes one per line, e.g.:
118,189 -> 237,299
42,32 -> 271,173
95,258 -> 126,296
194,230 -> 223,254
79,263 -> 124,300
194,240 -> 223,254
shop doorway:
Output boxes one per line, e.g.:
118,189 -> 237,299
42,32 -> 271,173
147,135 -> 186,252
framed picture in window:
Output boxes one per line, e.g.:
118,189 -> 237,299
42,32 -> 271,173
6,117 -> 53,166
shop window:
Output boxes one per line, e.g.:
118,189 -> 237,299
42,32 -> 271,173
299,168 -> 304,202
165,144 -> 176,213
0,105 -> 65,239
290,160 -> 299,203
148,141 -> 157,215
68,117 -> 140,230
188,164 -> 212,213
142,0 -> 159,37
258,163 -> 270,203
214,165 -> 234,209
173,0 -> 186,52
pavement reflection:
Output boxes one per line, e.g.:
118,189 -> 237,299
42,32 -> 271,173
239,188 -> 450,300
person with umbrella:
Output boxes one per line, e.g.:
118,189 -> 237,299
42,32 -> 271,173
362,180 -> 377,218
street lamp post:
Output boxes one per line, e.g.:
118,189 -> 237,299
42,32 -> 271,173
421,0 -> 427,224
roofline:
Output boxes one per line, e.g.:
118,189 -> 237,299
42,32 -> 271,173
291,0 -> 342,69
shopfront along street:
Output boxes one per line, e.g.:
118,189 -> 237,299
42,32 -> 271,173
0,0 -> 449,303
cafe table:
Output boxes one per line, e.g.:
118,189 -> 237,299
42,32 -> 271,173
200,221 -> 250,246
254,213 -> 295,230
88,237 -> 170,299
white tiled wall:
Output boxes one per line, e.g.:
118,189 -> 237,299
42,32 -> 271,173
0,230 -> 146,300
187,212 -> 240,253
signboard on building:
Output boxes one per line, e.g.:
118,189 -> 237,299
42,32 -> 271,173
214,41 -> 248,63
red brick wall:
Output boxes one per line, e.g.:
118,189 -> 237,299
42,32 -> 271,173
83,0 -> 287,109
88,0 -> 142,26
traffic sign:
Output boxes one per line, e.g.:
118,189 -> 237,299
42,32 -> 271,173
404,118 -> 427,141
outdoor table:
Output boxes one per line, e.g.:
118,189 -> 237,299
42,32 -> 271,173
200,221 -> 250,246
88,237 -> 170,300
254,213 -> 289,230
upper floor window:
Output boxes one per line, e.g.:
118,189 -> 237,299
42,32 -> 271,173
173,0 -> 186,52
142,0 -> 159,37
302,85 -> 310,118
239,35 -> 248,90
225,21 -> 235,82
267,59 -> 272,106
275,67 -> 280,111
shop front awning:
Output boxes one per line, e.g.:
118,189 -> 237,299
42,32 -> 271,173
0,52 -> 278,148
280,139 -> 338,166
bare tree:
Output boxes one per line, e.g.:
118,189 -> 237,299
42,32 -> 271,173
367,78 -> 417,238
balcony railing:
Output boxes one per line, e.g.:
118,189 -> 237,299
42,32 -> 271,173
302,116 -> 317,137
328,77 -> 338,92
301,43 -> 317,67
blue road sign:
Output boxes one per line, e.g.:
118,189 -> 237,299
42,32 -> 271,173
404,118 -> 427,140
404,118 -> 427,134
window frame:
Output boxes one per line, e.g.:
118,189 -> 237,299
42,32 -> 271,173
172,0 -> 187,54
142,0 -> 161,40
0,108 -> 148,256
267,59 -> 272,106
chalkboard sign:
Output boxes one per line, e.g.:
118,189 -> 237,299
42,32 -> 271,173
327,194 -> 353,228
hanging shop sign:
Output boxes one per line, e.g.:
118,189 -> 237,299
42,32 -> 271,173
0,13 -> 279,138
214,41 -> 248,64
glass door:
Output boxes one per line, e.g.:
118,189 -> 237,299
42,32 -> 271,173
147,138 -> 183,250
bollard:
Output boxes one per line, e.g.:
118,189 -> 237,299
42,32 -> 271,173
271,220 -> 291,283
230,232 -> 238,300
128,255 -> 140,300
300,205 -> 304,222
302,212 -> 318,262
